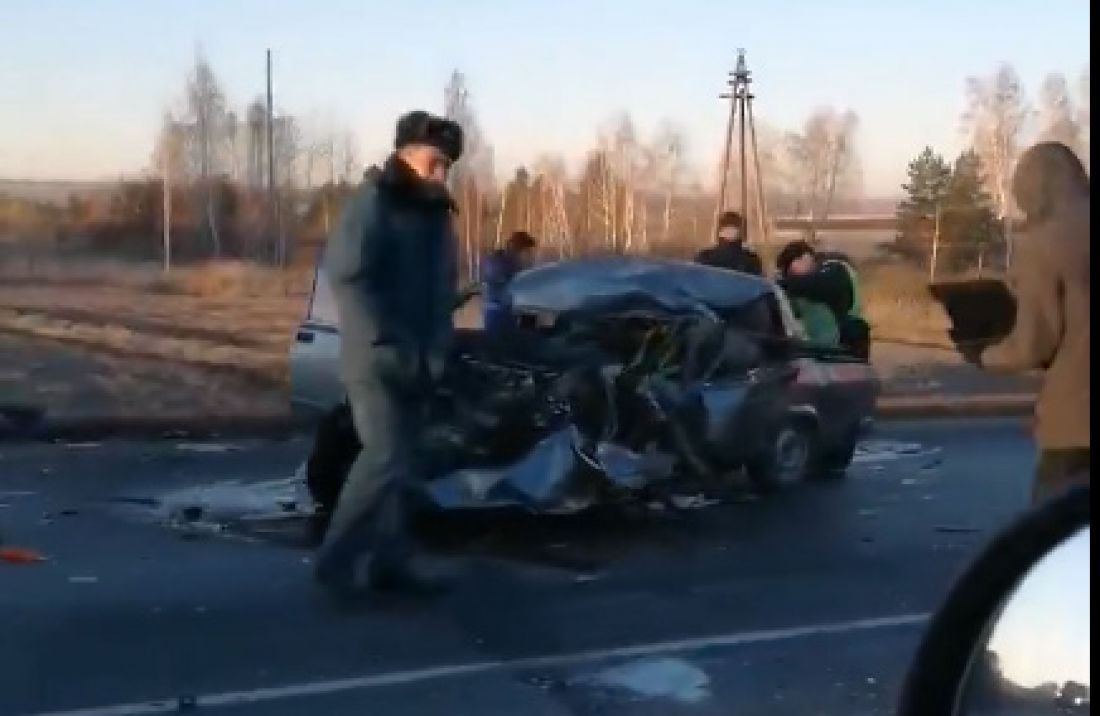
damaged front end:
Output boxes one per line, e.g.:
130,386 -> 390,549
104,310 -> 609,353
309,257 -> 794,518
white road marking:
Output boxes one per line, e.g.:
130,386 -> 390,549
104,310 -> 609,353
21,612 -> 929,716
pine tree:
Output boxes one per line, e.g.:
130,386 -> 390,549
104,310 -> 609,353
941,150 -> 1001,270
895,146 -> 951,259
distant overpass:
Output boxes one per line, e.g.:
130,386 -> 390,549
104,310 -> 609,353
771,213 -> 1026,233
772,214 -> 897,232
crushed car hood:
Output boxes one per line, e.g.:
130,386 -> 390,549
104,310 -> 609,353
509,256 -> 774,318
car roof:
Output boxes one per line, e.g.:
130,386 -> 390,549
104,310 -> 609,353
509,256 -> 775,316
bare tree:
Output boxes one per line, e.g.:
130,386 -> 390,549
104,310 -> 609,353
338,131 -> 360,183
272,114 -> 302,190
961,64 -> 1029,220
784,108 -> 860,232
184,52 -> 230,256
531,155 -> 572,257
651,121 -> 686,245
246,99 -> 267,189
444,70 -> 496,279
1036,73 -> 1083,157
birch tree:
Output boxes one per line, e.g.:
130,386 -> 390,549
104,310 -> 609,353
531,155 -> 572,257
1036,73 -> 1082,157
444,70 -> 496,278
961,64 -> 1029,219
784,108 -> 860,232
184,52 -> 230,256
652,121 -> 686,245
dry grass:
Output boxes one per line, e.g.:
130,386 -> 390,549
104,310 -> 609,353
0,256 -> 962,394
0,307 -> 288,386
149,261 -> 312,299
0,256 -> 310,299
861,262 -> 952,348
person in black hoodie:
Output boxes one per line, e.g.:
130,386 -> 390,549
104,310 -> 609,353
695,211 -> 763,276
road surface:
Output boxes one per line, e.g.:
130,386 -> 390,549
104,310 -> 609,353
1,418 -> 1035,715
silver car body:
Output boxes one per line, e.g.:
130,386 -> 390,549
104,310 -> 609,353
290,255 -> 813,418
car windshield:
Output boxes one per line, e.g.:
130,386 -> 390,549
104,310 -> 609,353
0,2 -> 1088,715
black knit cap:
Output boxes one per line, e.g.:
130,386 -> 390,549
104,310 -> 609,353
776,239 -> 815,274
394,110 -> 464,163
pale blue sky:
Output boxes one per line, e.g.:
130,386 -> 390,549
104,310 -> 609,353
0,0 -> 1089,193
988,527 -> 1090,690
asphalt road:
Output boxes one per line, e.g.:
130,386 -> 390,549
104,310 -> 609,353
1,418 -> 1036,716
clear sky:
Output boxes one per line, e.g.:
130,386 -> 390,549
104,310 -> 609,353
987,527 -> 1090,690
0,0 -> 1089,194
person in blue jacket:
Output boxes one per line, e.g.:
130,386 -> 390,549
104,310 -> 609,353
317,110 -> 462,599
481,231 -> 538,337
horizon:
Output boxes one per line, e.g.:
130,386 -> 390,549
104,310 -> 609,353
0,0 -> 1090,195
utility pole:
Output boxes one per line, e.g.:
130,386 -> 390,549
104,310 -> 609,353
714,50 -> 769,248
929,204 -> 942,283
162,147 -> 171,273
266,49 -> 281,266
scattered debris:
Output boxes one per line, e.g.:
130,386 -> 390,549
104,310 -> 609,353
900,478 -> 917,486
573,573 -> 602,584
1,546 -> 48,564
669,494 -> 719,511
65,442 -> 102,449
68,576 -> 99,584
855,440 -> 940,464
581,657 -> 711,704
524,675 -> 558,691
935,525 -> 980,534
178,506 -> 204,523
858,508 -> 879,517
175,443 -> 240,454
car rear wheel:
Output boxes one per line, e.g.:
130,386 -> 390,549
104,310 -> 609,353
745,420 -> 817,492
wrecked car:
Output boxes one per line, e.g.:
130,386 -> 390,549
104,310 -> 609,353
291,256 -> 878,528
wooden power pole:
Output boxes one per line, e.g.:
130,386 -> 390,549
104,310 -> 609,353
714,49 -> 770,248
266,49 -> 283,266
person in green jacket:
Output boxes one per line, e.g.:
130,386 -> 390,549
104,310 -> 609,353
776,241 -> 869,360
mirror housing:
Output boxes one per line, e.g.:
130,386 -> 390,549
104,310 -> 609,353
899,486 -> 1090,716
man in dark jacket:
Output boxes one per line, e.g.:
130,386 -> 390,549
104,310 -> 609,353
695,211 -> 763,276
977,142 -> 1090,504
482,230 -> 538,336
316,110 -> 462,597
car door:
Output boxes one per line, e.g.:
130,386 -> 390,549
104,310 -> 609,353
289,254 -> 344,418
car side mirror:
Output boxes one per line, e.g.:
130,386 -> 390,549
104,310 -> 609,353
900,486 -> 1090,716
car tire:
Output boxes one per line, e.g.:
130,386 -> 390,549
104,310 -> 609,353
745,419 -> 817,492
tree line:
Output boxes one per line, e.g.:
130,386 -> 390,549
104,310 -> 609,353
1,56 -> 1088,280
895,62 -> 1089,274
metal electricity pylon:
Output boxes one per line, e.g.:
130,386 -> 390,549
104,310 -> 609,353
714,49 -> 771,247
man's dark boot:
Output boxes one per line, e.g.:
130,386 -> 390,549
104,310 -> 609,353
367,553 -> 452,598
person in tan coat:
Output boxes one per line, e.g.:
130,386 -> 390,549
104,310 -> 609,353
979,142 -> 1090,503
